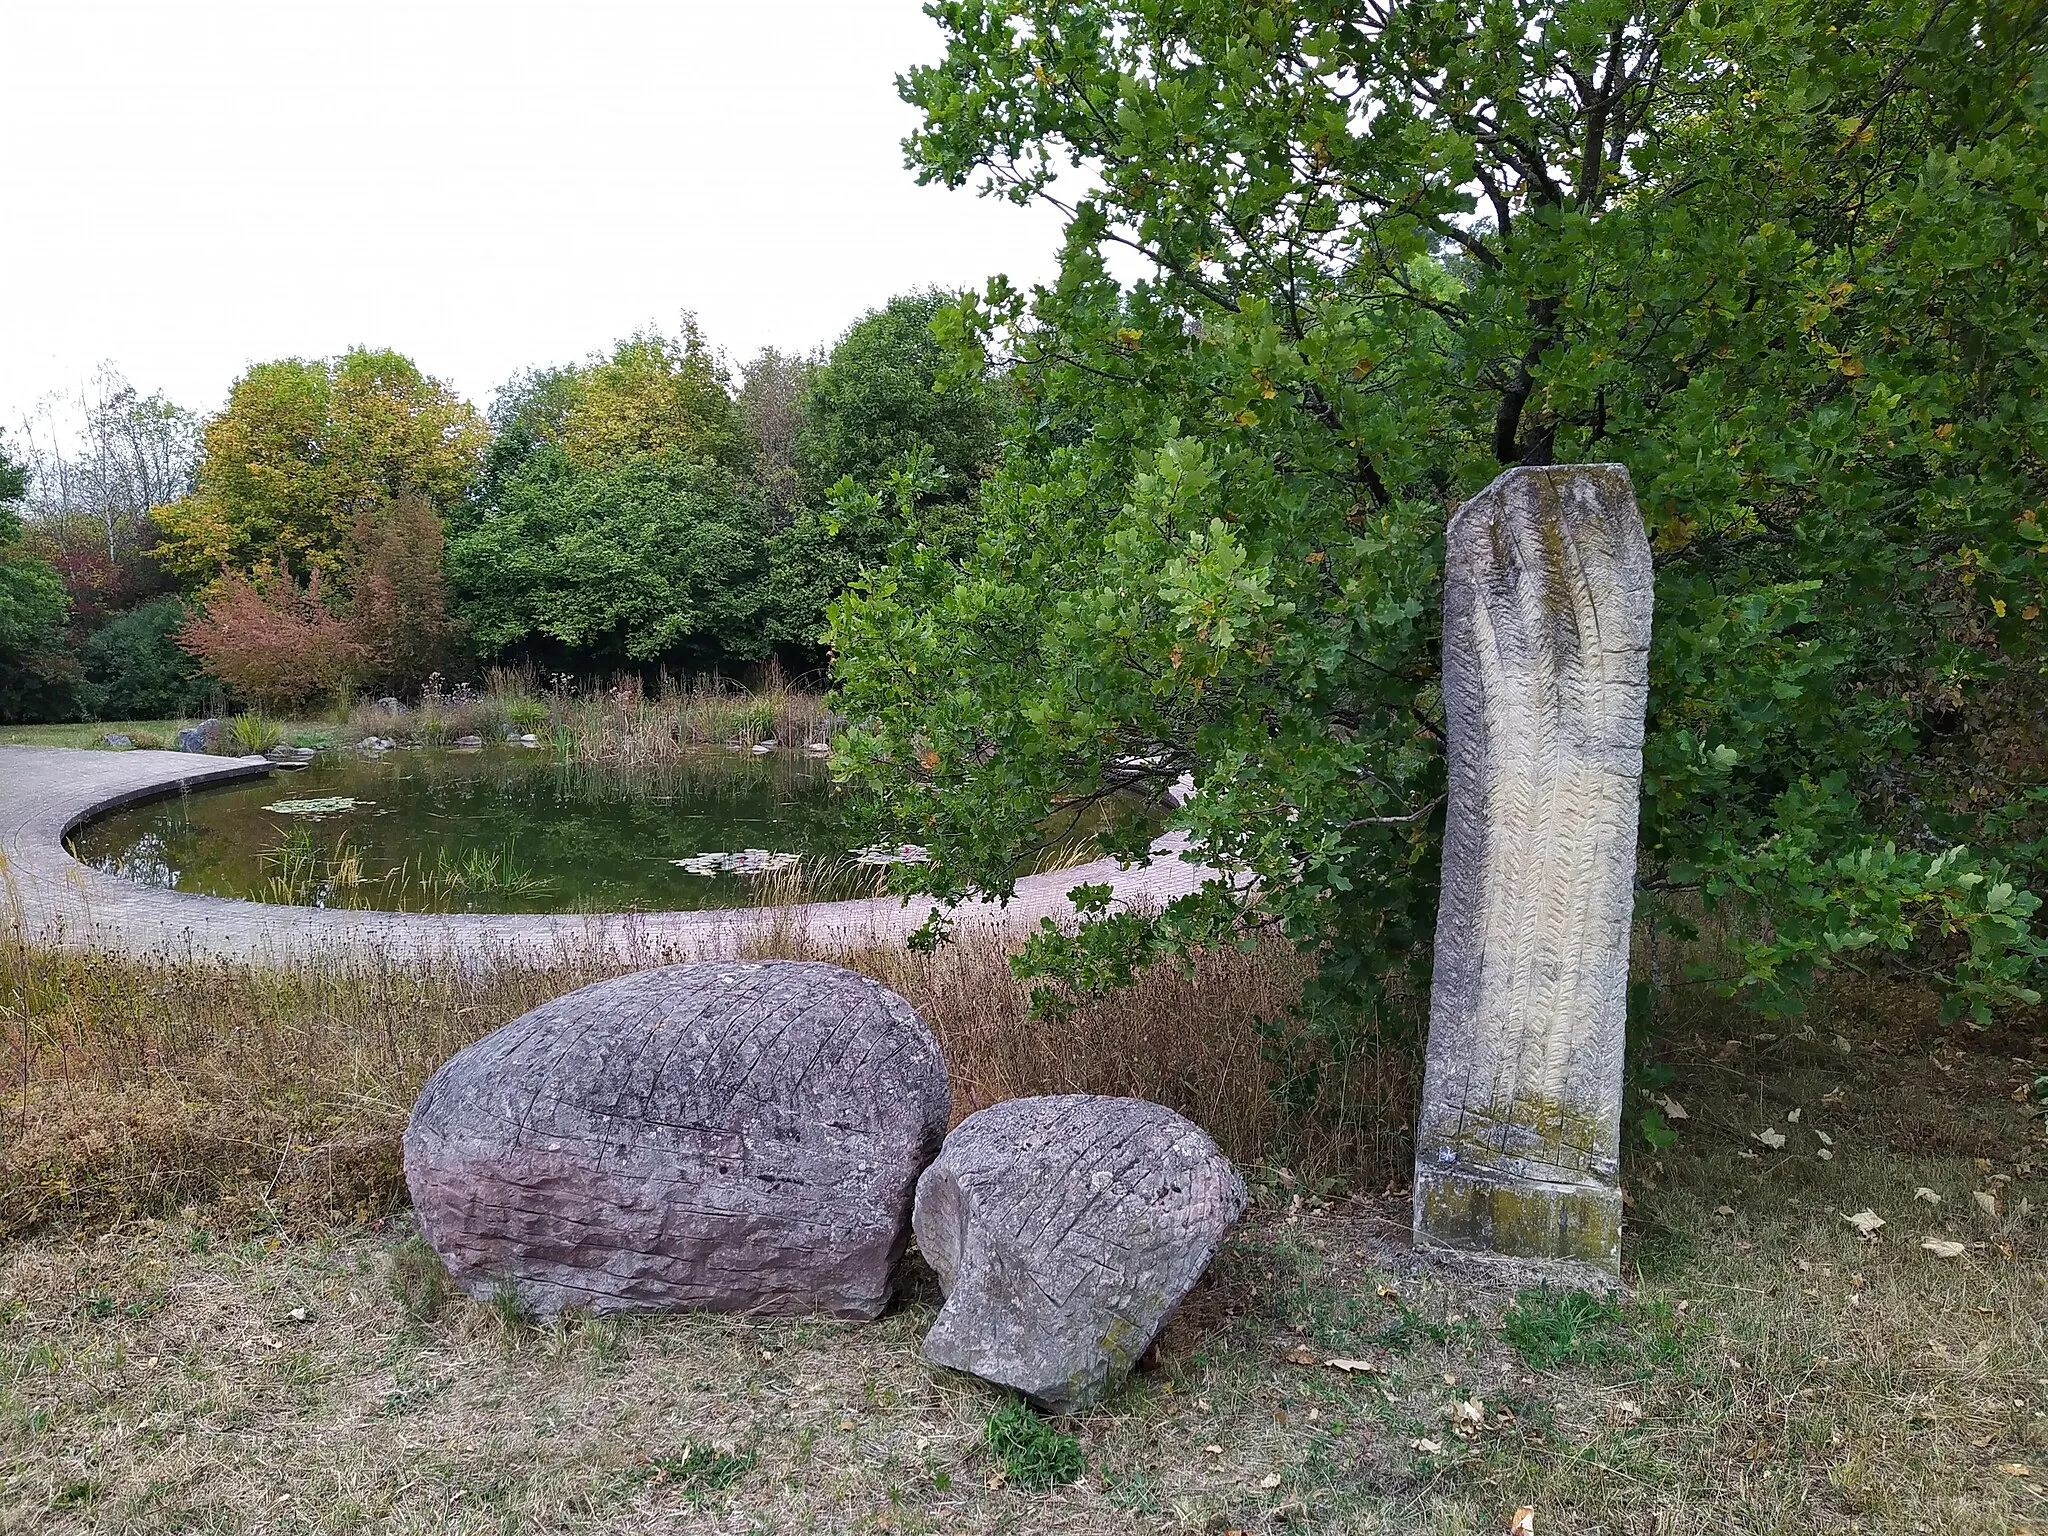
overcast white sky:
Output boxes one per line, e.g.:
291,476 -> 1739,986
0,0 -> 1070,435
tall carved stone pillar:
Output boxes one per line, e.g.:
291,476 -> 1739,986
1413,464 -> 1652,1274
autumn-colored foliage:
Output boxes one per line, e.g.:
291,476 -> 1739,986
152,348 -> 485,585
177,562 -> 365,712
177,491 -> 462,708
346,492 -> 460,693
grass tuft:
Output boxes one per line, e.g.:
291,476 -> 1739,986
984,1398 -> 1084,1490
388,1234 -> 450,1324
226,711 -> 282,755
1500,1286 -> 1627,1370
645,1440 -> 755,1499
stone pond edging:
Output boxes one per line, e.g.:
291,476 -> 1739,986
0,745 -> 1214,966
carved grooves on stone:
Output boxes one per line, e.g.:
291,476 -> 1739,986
914,1094 -> 1247,1412
1415,466 -> 1651,1272
404,961 -> 951,1318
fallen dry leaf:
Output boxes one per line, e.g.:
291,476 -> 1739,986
1259,1472 -> 1282,1489
1410,1438 -> 1443,1454
1611,1398 -> 1643,1423
1843,1209 -> 1886,1239
1814,1130 -> 1834,1146
1914,1187 -> 1941,1205
1756,1127 -> 1788,1150
2000,1463 -> 2034,1478
1451,1397 -> 1486,1437
1204,1444 -> 1225,1456
1786,1108 -> 1802,1123
1325,1358 -> 1378,1374
1510,1508 -> 1536,1536
1818,1149 -> 1834,1161
1921,1237 -> 1968,1259
1284,1345 -> 1318,1367
1974,1190 -> 1999,1216
1713,1204 -> 1736,1220
1650,1093 -> 1689,1121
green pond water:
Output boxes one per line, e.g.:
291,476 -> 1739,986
67,747 -> 909,914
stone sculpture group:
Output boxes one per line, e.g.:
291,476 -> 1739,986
405,960 -> 1245,1409
403,462 -> 1653,1408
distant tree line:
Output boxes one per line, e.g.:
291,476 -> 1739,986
0,290 -> 997,719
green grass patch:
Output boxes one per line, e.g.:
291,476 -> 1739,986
985,1397 -> 1084,1489
641,1441 -> 755,1500
1501,1287 -> 1627,1370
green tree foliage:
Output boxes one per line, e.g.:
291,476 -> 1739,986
78,596 -> 210,720
769,292 -> 1005,653
450,326 -> 775,667
561,324 -> 755,473
739,346 -> 823,522
796,289 -> 1000,504
831,0 -> 2048,1045
0,431 -> 77,722
153,348 -> 485,584
450,451 -> 774,665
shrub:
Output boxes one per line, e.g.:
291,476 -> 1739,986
80,597 -> 209,720
178,562 -> 365,712
346,492 -> 461,693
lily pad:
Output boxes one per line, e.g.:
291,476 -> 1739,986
853,843 -> 931,867
263,797 -> 371,816
670,849 -> 801,877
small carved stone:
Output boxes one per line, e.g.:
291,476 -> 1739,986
1414,464 -> 1653,1274
913,1095 -> 1246,1411
403,961 -> 950,1318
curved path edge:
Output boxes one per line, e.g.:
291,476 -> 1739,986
1,745 -> 1215,967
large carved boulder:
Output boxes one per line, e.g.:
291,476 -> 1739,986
403,961 -> 950,1319
913,1095 -> 1246,1411
1414,464 -> 1652,1275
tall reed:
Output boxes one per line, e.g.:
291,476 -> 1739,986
344,670 -> 831,765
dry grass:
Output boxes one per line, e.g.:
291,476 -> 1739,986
0,928 -> 1401,1246
0,986 -> 2042,1534
2,921 -> 2045,1531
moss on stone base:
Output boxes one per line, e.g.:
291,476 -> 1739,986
1414,1166 -> 1621,1273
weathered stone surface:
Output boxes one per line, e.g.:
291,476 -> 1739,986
403,960 -> 951,1319
1414,464 -> 1652,1275
176,718 -> 221,753
913,1095 -> 1247,1411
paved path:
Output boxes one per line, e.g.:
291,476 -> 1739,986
0,746 -> 1212,966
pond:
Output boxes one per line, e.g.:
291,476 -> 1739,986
67,747 -> 924,914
